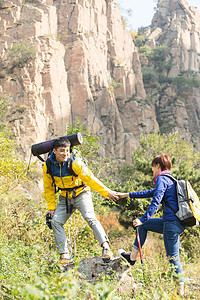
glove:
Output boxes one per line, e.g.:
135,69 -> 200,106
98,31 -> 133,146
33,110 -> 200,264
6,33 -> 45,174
46,213 -> 52,229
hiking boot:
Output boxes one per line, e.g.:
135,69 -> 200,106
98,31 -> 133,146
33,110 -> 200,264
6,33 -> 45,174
59,257 -> 74,266
118,249 -> 136,266
101,247 -> 114,263
177,282 -> 184,296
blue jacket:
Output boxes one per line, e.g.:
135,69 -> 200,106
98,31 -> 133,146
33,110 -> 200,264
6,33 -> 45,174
129,174 -> 179,223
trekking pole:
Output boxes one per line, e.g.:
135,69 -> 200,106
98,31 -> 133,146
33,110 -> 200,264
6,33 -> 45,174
133,214 -> 145,276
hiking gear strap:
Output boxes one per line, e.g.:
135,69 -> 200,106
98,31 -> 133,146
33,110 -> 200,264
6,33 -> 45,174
37,155 -> 45,162
62,185 -> 85,213
45,157 -> 86,213
161,174 -> 178,214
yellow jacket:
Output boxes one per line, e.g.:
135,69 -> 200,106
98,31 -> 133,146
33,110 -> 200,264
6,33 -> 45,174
43,153 -> 111,210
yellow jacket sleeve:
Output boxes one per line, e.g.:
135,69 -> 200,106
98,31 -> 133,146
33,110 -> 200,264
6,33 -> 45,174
72,158 -> 111,198
43,163 -> 56,210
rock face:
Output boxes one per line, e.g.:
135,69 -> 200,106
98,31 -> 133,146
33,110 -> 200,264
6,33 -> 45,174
0,0 -> 200,162
146,0 -> 200,144
0,0 -> 158,163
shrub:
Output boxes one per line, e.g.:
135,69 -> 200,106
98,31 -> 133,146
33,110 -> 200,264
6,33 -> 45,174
0,95 -> 9,130
108,78 -> 122,94
150,44 -> 169,61
8,42 -> 36,69
142,67 -> 158,83
66,119 -> 117,181
134,34 -> 147,48
0,131 -> 27,192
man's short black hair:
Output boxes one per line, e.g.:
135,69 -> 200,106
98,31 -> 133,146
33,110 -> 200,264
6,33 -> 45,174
53,137 -> 71,150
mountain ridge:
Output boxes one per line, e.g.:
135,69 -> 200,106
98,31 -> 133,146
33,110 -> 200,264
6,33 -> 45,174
0,0 -> 200,162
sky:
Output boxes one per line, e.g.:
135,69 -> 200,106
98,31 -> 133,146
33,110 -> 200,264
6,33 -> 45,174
118,0 -> 200,30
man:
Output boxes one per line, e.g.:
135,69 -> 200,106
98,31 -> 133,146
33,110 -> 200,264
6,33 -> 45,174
43,136 -> 118,265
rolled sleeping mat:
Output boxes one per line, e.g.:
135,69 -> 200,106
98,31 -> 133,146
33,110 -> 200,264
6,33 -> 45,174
31,132 -> 83,157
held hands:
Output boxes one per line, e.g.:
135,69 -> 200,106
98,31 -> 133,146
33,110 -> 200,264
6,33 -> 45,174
108,191 -> 129,201
108,190 -> 119,201
116,192 -> 129,199
108,191 -> 142,227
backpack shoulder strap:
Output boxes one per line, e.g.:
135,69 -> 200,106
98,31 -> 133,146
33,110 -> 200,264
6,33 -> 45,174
45,158 -> 56,190
46,155 -> 77,177
160,173 -> 177,214
161,173 -> 177,182
45,155 -> 80,193
66,153 -> 78,177
46,157 -> 52,175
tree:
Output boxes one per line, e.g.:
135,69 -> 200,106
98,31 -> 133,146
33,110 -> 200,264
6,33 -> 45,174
66,119 -> 117,179
106,132 -> 200,227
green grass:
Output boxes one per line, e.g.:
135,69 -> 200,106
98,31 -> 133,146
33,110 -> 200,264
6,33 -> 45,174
0,189 -> 200,300
0,126 -> 200,299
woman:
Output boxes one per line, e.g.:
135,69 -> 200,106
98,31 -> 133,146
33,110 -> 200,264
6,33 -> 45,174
117,154 -> 185,296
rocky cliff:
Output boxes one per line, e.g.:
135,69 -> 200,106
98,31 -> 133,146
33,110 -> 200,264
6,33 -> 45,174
0,0 -> 200,163
144,0 -> 200,145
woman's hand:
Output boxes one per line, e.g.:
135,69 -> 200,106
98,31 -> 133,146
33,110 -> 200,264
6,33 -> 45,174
133,218 -> 142,227
116,192 -> 129,199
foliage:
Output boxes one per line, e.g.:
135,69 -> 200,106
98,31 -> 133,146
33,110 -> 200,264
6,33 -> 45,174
8,42 -> 36,69
0,95 -> 9,119
138,45 -> 152,55
135,30 -> 200,100
0,131 -> 27,192
106,132 -> 200,228
0,95 -> 10,131
142,44 -> 171,73
134,33 -> 147,48
135,37 -> 173,85
66,119 -> 100,161
171,75 -> 200,92
108,78 -> 122,94
130,29 -> 138,40
0,96 -> 27,192
0,113 -> 200,297
142,67 -> 159,83
0,117 -> 200,297
150,44 -> 169,62
116,1 -> 133,30
66,119 -> 117,182
138,45 -> 152,66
